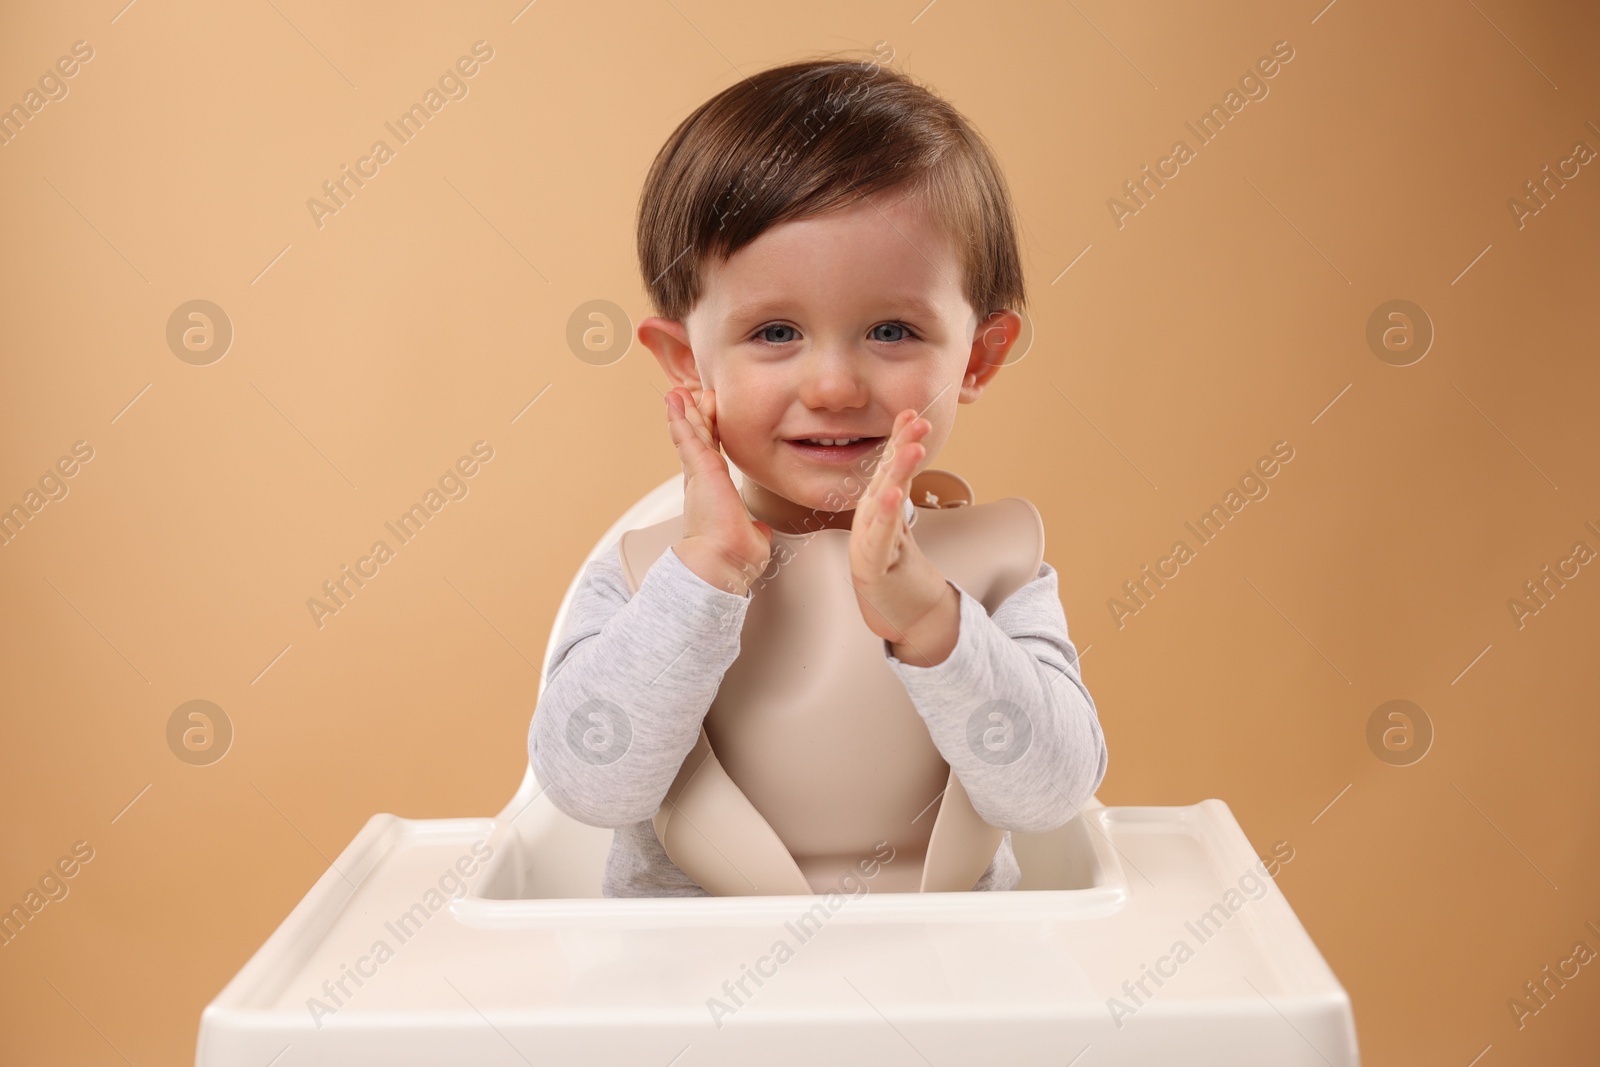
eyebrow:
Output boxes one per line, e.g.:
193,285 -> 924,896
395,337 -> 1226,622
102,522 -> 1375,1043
724,296 -> 945,325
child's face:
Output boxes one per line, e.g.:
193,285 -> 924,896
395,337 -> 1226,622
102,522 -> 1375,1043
640,186 -> 1022,531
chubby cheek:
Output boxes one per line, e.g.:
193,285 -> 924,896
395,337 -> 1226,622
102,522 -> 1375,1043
716,410 -> 777,468
721,420 -> 766,457
713,388 -> 779,446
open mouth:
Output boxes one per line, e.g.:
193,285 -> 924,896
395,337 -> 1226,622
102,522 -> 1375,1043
784,437 -> 884,463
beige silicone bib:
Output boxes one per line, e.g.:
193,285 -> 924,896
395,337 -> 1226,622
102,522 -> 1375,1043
617,468 -> 1044,895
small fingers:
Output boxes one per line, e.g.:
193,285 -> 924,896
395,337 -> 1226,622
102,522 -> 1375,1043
664,390 -> 697,452
882,410 -> 925,492
675,387 -> 714,452
855,484 -> 898,575
704,388 -> 722,452
882,410 -> 928,463
858,409 -> 920,521
665,388 -> 713,461
866,410 -> 913,496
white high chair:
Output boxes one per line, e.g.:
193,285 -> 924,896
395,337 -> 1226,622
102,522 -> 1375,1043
197,467 -> 1360,1066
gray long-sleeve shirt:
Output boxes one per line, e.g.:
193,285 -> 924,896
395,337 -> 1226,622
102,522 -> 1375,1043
528,538 -> 1108,897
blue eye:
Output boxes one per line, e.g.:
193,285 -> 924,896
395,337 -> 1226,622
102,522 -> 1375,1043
755,323 -> 798,345
871,322 -> 916,343
751,321 -> 918,345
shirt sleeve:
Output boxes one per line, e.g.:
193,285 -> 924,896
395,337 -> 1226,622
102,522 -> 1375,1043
528,542 -> 753,828
883,561 -> 1109,834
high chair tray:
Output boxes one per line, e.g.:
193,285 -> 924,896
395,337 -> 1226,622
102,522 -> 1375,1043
197,796 -> 1358,1065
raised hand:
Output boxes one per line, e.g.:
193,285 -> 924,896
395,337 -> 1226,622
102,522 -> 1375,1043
664,386 -> 773,597
848,409 -> 957,661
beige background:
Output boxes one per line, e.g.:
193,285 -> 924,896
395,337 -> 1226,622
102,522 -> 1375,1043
2,0 -> 1597,1063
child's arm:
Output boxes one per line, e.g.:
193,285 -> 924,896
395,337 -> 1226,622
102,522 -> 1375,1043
528,541 -> 752,828
884,560 -> 1108,834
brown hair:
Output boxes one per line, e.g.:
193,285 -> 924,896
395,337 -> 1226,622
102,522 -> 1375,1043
636,52 -> 1026,324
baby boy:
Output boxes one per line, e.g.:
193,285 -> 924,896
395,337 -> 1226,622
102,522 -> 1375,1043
530,52 -> 1107,897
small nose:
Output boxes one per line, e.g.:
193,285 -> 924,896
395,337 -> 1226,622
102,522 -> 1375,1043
796,344 -> 869,411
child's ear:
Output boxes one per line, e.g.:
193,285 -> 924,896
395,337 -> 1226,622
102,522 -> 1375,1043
638,317 -> 702,392
962,309 -> 1023,402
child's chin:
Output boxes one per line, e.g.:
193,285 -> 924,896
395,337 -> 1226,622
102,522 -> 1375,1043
782,477 -> 864,515
742,469 -> 841,513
